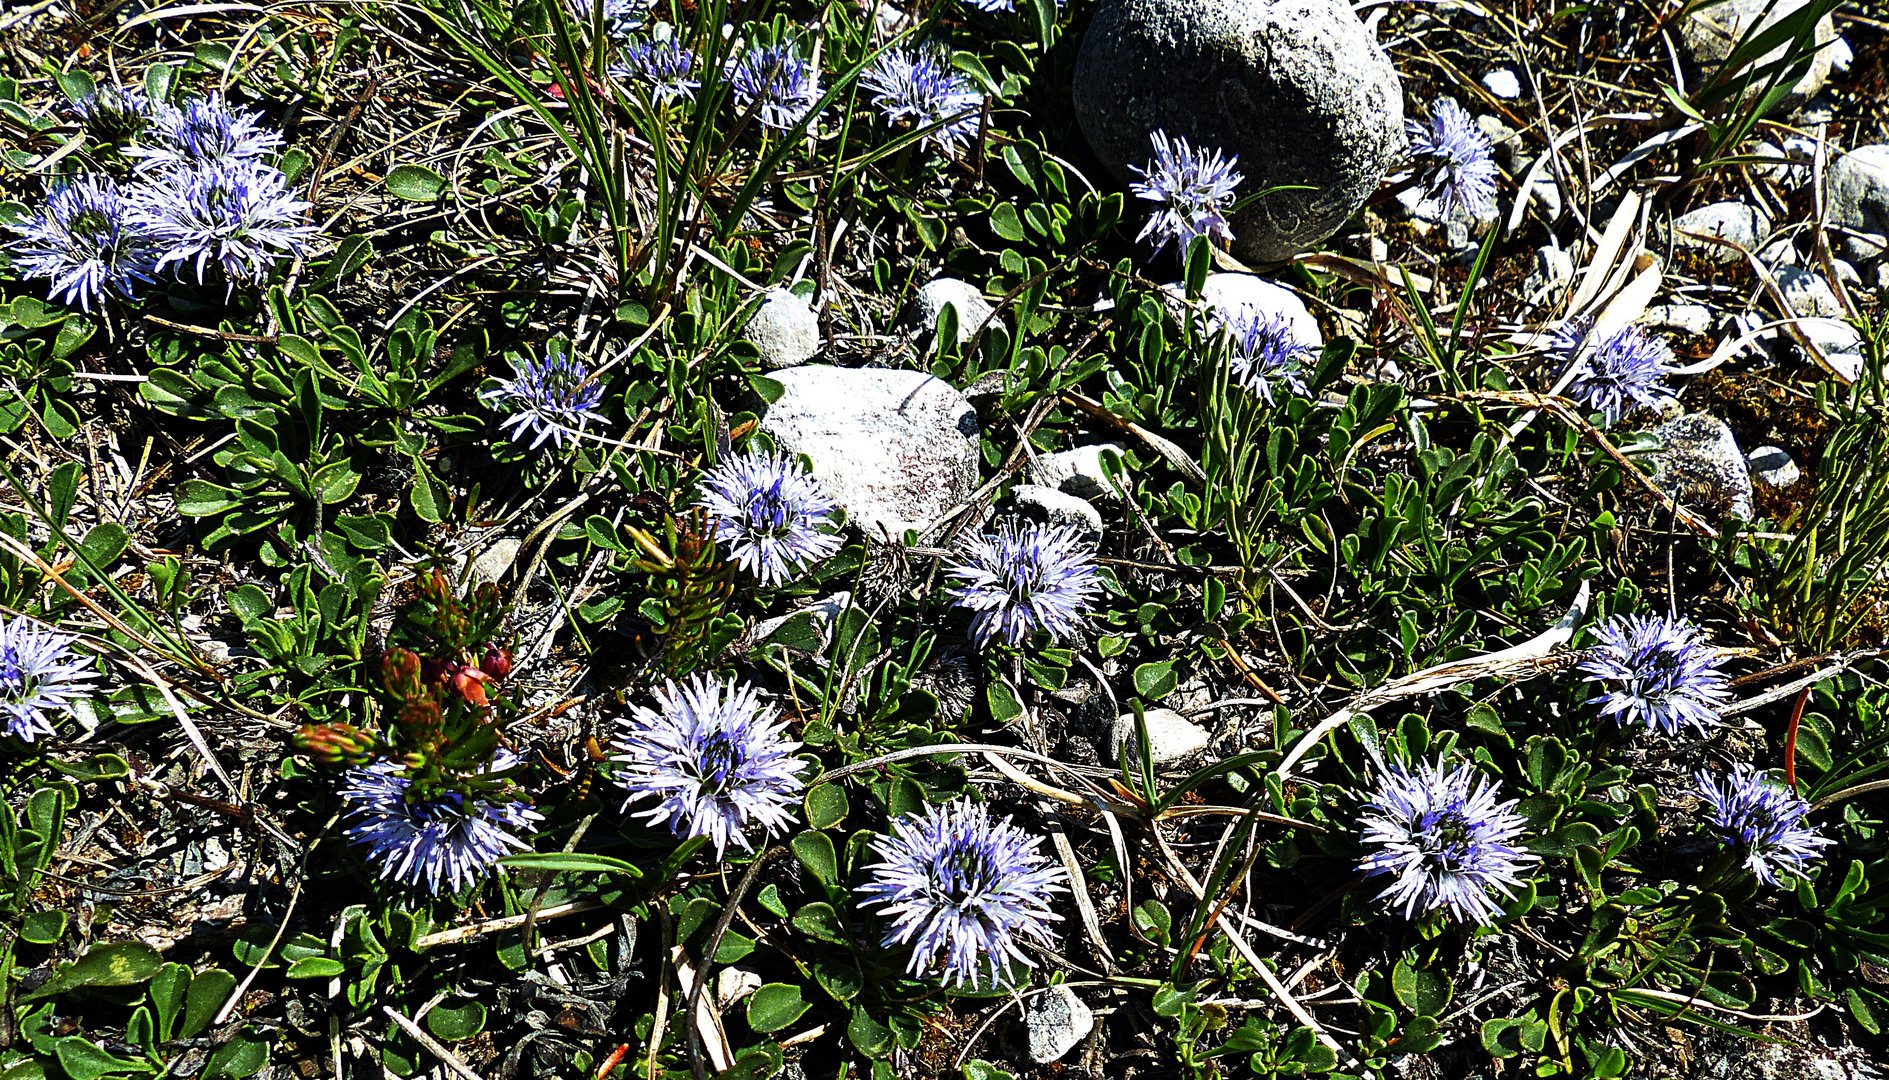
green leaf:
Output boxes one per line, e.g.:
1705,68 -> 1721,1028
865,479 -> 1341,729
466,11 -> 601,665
1391,958 -> 1452,1016
52,1036 -> 149,1080
143,63 -> 175,105
715,931 -> 756,965
812,954 -> 862,1002
21,909 -> 66,945
45,753 -> 129,784
203,1031 -> 269,1078
745,983 -> 810,1033
1133,659 -> 1177,700
149,964 -> 190,1043
407,457 -> 448,524
496,852 -> 643,876
746,373 -> 785,404
54,71 -> 95,103
226,584 -> 272,623
989,202 -> 1026,243
804,783 -> 849,830
285,956 -> 346,979
848,1006 -> 894,1059
176,480 -> 242,517
790,831 -> 838,890
424,1000 -> 487,1041
23,941 -> 162,1001
791,902 -> 849,945
757,884 -> 788,919
182,968 -> 237,1039
385,163 -> 448,201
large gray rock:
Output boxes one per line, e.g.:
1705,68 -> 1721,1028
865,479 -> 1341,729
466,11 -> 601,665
1110,708 -> 1211,765
1828,145 -> 1889,264
1169,273 -> 1324,351
1669,201 -> 1771,264
1678,0 -> 1839,101
1023,985 -> 1095,1064
1796,316 -> 1866,380
1777,266 -> 1843,317
1012,483 -> 1104,537
906,277 -> 1000,347
1645,413 -> 1754,521
1073,0 -> 1404,263
745,288 -> 821,370
760,366 -> 980,541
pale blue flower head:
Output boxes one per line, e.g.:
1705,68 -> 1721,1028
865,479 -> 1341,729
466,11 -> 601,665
0,616 -> 98,744
1407,99 -> 1498,218
130,94 -> 285,173
618,38 -> 699,103
6,176 -> 156,311
611,674 -> 804,857
1579,612 -> 1730,736
729,44 -> 822,132
1359,759 -> 1538,926
696,449 -> 842,585
1556,321 -> 1675,428
570,0 -> 646,38
856,798 -> 1066,987
129,158 -> 315,285
961,0 -> 1056,14
860,47 -> 983,155
1222,308 -> 1313,405
480,349 -> 606,451
73,85 -> 155,142
947,519 -> 1101,648
339,759 -> 541,895
1129,129 -> 1243,257
1696,766 -> 1832,887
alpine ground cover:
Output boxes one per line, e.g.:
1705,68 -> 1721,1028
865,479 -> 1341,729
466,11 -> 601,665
2,0 -> 1889,1077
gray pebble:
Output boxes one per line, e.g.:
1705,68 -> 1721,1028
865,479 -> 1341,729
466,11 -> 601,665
1747,445 -> 1800,489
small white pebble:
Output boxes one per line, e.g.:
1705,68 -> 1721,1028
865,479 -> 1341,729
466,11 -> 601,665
1482,69 -> 1522,99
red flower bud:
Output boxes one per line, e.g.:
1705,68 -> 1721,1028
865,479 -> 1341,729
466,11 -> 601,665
482,647 -> 513,681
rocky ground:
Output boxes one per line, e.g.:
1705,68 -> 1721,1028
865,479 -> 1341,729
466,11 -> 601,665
3,0 -> 1889,1078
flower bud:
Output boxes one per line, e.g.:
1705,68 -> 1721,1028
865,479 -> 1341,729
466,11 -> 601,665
294,722 -> 377,766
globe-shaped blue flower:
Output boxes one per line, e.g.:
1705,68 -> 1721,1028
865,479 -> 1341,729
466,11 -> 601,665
569,0 -> 645,39
0,616 -> 98,743
860,47 -> 983,155
1696,766 -> 1831,887
1359,759 -> 1538,925
480,349 -> 607,451
1557,322 -> 1676,428
1407,99 -> 1498,218
6,176 -> 156,312
73,85 -> 155,142
1578,612 -> 1730,735
1129,129 -> 1243,257
696,449 -> 842,585
1223,307 -> 1313,406
729,45 -> 821,132
612,674 -> 804,857
129,159 -> 315,285
339,759 -> 541,896
618,38 -> 699,103
129,94 -> 285,173
856,798 -> 1066,987
946,519 -> 1101,647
